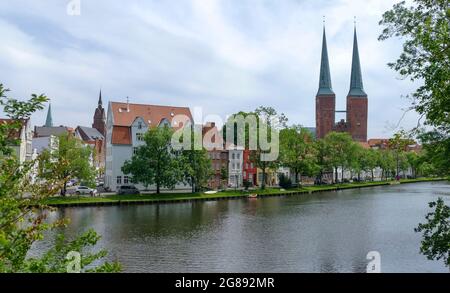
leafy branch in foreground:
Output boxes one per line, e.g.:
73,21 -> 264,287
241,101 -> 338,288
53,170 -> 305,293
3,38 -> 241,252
0,83 -> 120,272
415,198 -> 450,269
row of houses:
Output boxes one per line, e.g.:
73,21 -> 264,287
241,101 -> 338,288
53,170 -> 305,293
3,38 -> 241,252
0,93 -> 106,172
2,90 -> 422,193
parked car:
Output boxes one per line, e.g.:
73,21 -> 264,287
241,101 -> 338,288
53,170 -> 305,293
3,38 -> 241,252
74,186 -> 97,196
117,185 -> 140,195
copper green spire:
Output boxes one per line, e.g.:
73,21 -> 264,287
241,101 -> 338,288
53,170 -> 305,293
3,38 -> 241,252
317,26 -> 334,96
348,27 -> 367,97
45,103 -> 53,127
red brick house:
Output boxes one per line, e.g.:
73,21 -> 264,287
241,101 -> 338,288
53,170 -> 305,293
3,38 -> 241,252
202,122 -> 228,190
242,149 -> 257,186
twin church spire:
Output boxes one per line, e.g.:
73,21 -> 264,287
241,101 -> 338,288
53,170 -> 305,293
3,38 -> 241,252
317,27 -> 334,96
315,21 -> 368,142
317,23 -> 366,97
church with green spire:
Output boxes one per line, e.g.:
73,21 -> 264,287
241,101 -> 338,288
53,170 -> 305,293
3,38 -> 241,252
315,23 -> 368,142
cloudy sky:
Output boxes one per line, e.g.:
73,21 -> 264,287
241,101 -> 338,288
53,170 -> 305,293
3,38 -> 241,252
0,0 -> 420,138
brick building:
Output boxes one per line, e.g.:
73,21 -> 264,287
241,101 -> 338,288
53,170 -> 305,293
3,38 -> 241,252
316,26 -> 368,142
202,122 -> 228,190
242,149 -> 257,186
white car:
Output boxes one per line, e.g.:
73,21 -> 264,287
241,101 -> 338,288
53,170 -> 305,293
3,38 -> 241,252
73,186 -> 97,196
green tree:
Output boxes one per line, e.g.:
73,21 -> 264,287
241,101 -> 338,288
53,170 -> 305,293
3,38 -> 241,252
223,107 -> 284,190
415,198 -> 450,270
323,132 -> 355,184
180,129 -> 213,193
314,138 -> 332,184
122,126 -> 181,194
250,148 -> 278,190
279,125 -> 318,187
388,131 -> 414,178
377,149 -> 396,180
219,166 -> 228,189
379,0 -> 450,176
361,148 -> 379,181
351,144 -> 368,181
419,129 -> 450,175
0,84 -> 119,272
38,133 -> 96,196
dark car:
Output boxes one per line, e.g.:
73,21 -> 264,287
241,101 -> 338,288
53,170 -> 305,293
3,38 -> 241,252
117,185 -> 140,195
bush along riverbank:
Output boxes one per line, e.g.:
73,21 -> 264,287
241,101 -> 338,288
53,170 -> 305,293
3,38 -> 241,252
39,177 -> 448,208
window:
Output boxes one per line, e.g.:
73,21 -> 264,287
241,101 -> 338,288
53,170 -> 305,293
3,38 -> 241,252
116,176 -> 122,184
136,133 -> 144,141
133,147 -> 138,155
124,176 -> 129,184
138,122 -> 142,130
232,153 -> 235,160
237,153 -> 240,159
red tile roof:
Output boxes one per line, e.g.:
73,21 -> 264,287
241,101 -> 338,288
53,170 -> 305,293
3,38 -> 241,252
110,102 -> 193,145
111,102 -> 192,127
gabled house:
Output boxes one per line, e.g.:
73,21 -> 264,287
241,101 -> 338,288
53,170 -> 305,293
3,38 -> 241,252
202,122 -> 228,190
104,101 -> 193,192
75,126 -> 105,170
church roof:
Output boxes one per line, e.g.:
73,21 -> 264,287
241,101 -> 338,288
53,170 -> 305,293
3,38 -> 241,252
76,126 -> 104,142
34,126 -> 70,138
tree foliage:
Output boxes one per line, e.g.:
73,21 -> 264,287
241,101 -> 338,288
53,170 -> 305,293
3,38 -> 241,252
279,126 -> 318,185
179,129 -> 213,193
415,198 -> 450,269
38,133 -> 96,196
379,0 -> 450,176
0,84 -> 119,273
122,126 -> 181,194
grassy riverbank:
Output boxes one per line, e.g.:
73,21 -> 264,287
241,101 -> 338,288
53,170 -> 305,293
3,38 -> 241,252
41,177 -> 447,207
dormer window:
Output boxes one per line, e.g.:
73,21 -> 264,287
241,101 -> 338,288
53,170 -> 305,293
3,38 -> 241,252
138,122 -> 142,129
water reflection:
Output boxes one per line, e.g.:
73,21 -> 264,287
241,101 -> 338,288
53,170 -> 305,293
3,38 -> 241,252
31,182 -> 450,272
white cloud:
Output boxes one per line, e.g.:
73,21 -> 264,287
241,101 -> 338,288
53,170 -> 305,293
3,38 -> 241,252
0,0 -> 420,138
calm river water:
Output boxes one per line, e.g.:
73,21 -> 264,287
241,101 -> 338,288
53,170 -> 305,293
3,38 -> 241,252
32,181 -> 450,272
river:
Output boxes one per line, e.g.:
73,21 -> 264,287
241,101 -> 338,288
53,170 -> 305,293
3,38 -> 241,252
32,181 -> 450,272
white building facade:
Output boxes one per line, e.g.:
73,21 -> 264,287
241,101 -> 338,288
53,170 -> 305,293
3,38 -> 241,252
228,146 -> 244,188
104,101 -> 193,192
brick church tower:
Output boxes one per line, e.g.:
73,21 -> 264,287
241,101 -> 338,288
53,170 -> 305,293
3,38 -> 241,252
315,25 -> 368,142
315,27 -> 335,139
92,90 -> 106,137
346,28 -> 368,142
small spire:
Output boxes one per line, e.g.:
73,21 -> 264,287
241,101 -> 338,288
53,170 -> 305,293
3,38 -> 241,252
45,103 -> 53,127
98,89 -> 103,106
126,96 -> 130,112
